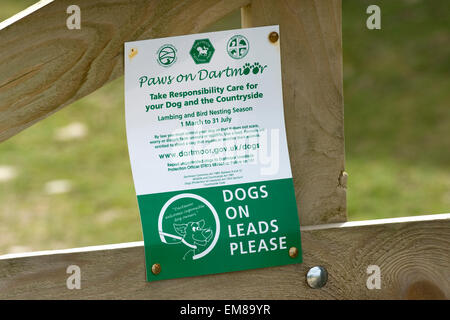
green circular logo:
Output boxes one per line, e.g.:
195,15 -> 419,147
158,194 -> 220,260
227,35 -> 249,59
157,44 -> 177,67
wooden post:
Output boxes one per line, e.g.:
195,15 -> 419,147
242,0 -> 347,226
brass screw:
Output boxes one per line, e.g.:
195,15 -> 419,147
151,263 -> 161,275
289,247 -> 298,258
268,31 -> 279,43
128,47 -> 138,59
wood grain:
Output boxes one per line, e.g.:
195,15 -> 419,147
1,0 -> 346,226
0,214 -> 448,300
0,0 -> 251,142
242,1 -> 347,225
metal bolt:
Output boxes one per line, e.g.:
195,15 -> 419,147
289,247 -> 298,258
151,263 -> 161,275
268,31 -> 279,43
306,266 -> 328,289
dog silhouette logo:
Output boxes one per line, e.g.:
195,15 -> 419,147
189,39 -> 215,64
158,194 -> 220,260
196,46 -> 208,56
173,220 -> 213,260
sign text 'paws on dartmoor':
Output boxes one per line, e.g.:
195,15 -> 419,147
124,26 -> 302,281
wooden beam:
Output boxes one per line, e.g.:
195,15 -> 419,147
242,0 -> 346,225
1,214 -> 448,299
1,0 -> 346,226
0,0 -> 250,142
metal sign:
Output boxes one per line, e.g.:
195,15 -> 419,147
125,25 -> 302,281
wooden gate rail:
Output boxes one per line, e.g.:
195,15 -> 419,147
0,0 -> 448,300
1,214 -> 448,299
0,0 -> 251,141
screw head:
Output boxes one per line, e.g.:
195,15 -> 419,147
289,247 -> 299,258
306,266 -> 328,289
268,31 -> 279,43
151,263 -> 161,275
128,47 -> 138,59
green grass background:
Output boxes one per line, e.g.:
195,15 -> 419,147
0,0 -> 448,253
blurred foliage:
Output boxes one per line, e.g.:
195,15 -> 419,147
0,0 -> 448,253
343,0 -> 449,219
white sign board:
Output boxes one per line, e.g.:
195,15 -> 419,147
125,26 -> 302,281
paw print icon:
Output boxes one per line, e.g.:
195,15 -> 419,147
243,63 -> 252,75
241,62 -> 267,75
252,62 -> 262,74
